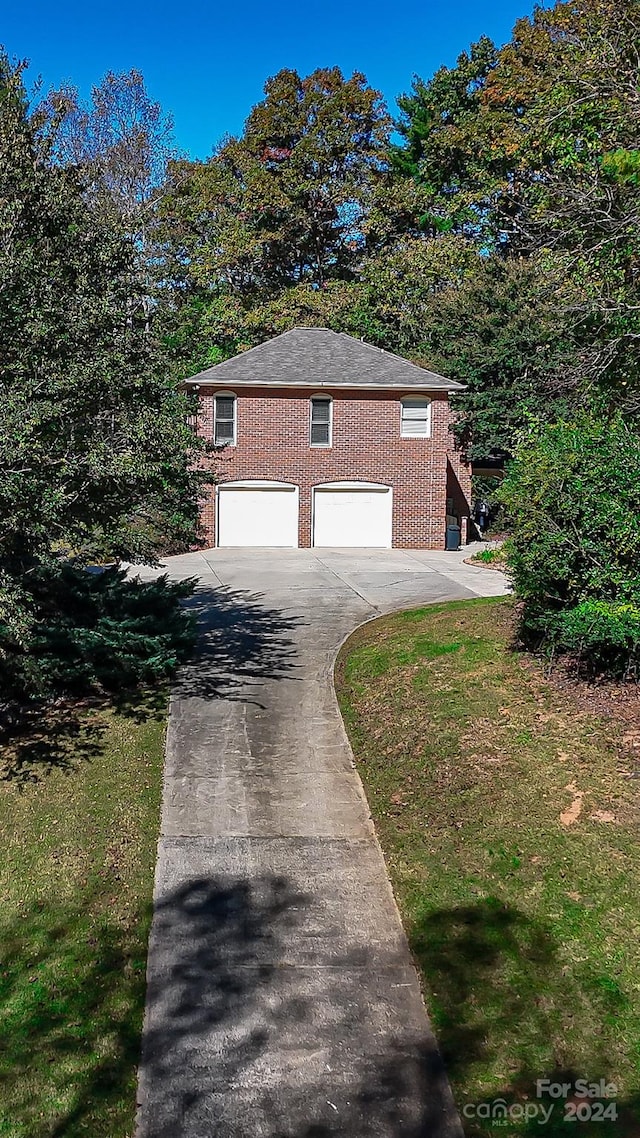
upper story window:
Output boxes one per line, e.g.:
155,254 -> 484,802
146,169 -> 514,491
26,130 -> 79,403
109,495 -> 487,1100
214,392 -> 236,446
310,395 -> 332,447
400,395 -> 431,438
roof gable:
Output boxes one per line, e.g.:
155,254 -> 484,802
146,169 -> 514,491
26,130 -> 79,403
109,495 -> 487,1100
183,328 -> 464,392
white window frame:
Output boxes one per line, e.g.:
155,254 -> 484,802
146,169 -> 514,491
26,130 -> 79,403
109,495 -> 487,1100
400,394 -> 432,439
309,394 -> 333,448
213,391 -> 237,447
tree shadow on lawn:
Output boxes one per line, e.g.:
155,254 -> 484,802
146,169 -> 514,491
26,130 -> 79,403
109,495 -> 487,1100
0,891 -> 154,1138
134,885 -> 640,1137
0,582 -> 301,784
3,876 -> 440,1138
409,899 -> 640,1136
2,887 -> 638,1137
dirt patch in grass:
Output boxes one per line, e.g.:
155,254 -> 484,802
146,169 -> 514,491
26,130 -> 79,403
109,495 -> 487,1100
0,697 -> 165,1138
336,598 -> 640,1136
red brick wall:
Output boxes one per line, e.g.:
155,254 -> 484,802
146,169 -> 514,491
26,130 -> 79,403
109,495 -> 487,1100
195,386 -> 470,549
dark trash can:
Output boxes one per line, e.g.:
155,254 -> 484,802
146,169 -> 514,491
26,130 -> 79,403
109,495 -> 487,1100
445,524 -> 461,551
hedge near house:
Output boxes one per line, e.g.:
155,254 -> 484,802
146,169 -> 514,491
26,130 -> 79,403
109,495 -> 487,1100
499,415 -> 640,676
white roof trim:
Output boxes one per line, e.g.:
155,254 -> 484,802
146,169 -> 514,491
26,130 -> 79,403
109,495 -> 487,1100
218,480 -> 298,491
313,481 -> 391,492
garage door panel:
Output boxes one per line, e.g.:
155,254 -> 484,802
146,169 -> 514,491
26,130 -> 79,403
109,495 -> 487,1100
313,483 -> 392,548
218,483 -> 299,547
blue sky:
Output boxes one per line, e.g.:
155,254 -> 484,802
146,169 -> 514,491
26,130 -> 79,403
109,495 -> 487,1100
3,0 -> 537,160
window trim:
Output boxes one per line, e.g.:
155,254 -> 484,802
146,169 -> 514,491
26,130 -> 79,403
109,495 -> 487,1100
400,394 -> 432,439
309,394 -> 333,448
213,390 -> 237,447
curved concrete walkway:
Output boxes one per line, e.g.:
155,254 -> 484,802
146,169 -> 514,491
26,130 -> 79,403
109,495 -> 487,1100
136,548 -> 509,1138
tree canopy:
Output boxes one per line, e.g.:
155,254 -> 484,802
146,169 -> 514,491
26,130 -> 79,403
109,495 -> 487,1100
0,57 -> 207,698
153,1 -> 640,460
3,0 -> 640,688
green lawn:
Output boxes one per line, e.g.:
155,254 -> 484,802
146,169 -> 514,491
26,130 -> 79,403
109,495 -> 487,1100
0,699 -> 165,1138
336,598 -> 640,1136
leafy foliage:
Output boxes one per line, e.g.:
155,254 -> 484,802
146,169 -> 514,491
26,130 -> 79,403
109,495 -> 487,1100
383,0 -> 640,448
391,36 -> 501,239
430,256 -> 580,459
156,67 -> 390,374
42,68 -> 177,233
477,0 -> 640,409
0,56 -> 209,698
498,415 -> 640,675
0,564 -> 196,706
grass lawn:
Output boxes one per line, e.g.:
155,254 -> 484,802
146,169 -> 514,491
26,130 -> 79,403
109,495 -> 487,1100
336,598 -> 640,1136
0,698 -> 165,1138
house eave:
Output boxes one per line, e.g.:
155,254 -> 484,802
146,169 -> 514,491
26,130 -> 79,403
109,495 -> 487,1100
182,378 -> 466,394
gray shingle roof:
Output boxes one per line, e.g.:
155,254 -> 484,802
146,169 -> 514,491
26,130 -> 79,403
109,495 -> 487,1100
183,328 -> 464,391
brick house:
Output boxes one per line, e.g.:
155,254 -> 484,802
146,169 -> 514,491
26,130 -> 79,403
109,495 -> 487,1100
185,328 -> 471,549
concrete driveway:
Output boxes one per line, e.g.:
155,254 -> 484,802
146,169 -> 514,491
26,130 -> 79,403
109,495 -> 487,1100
136,548 -> 509,1138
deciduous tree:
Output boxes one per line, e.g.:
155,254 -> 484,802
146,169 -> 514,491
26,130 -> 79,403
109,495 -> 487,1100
43,68 -> 177,233
0,56 -> 208,694
156,67 -> 391,374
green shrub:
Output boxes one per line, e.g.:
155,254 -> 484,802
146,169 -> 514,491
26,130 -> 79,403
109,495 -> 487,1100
0,563 -> 196,706
498,415 -> 640,676
556,600 -> 640,669
471,547 -> 505,566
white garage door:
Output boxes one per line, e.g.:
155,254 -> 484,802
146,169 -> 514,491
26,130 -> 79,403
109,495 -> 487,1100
218,481 -> 299,547
313,482 -> 393,548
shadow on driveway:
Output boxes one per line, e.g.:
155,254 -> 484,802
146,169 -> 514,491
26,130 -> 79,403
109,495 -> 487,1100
138,872 -> 458,1138
2,876 -> 638,1134
0,584 -> 301,782
138,880 -> 640,1137
173,585 -> 303,706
